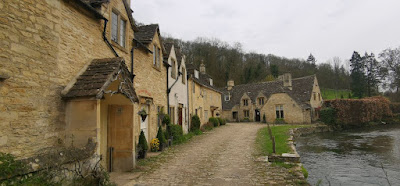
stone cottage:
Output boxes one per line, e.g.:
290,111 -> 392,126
133,24 -> 168,146
164,43 -> 189,133
220,74 -> 323,123
187,63 -> 222,126
0,0 -> 142,172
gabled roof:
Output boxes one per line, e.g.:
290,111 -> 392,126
163,43 -> 174,58
62,57 -> 138,103
187,64 -> 222,93
135,24 -> 159,44
221,75 -> 316,110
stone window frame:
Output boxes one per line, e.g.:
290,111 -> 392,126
258,97 -> 265,105
153,45 -> 161,70
110,9 -> 127,48
318,93 -> 321,101
169,106 -> 175,124
275,105 -> 284,119
313,92 -> 316,101
244,110 -> 250,118
224,94 -> 230,101
243,99 -> 249,106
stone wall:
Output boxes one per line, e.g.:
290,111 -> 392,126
0,0 -> 134,158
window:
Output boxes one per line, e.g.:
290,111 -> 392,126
244,110 -> 250,118
182,68 -> 186,84
194,70 -> 199,79
153,45 -> 161,69
111,11 -> 126,47
169,107 -> 175,124
224,95 -> 230,101
258,97 -> 264,105
157,106 -> 164,127
243,99 -> 249,106
318,93 -> 321,101
276,105 -> 284,119
313,92 -> 316,101
171,60 -> 176,78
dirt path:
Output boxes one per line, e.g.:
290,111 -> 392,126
112,123 -> 305,185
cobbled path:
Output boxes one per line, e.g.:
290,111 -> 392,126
116,123 -> 305,186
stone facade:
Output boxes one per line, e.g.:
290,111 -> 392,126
0,0 -> 137,168
133,25 -> 168,145
165,44 -> 189,133
187,65 -> 222,126
221,75 -> 323,124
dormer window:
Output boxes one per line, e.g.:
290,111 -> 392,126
182,68 -> 186,84
243,99 -> 249,106
153,45 -> 161,69
224,94 -> 230,101
209,78 -> 213,86
258,97 -> 264,105
194,70 -> 199,79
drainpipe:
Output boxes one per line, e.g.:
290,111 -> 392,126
186,72 -> 190,130
167,71 -> 182,115
102,18 -> 119,57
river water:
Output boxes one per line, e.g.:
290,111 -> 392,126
296,124 -> 400,186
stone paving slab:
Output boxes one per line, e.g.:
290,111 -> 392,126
111,123 -> 306,186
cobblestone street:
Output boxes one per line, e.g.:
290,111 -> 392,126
112,123 -> 305,186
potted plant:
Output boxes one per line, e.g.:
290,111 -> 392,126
157,126 -> 167,151
138,108 -> 148,122
137,131 -> 148,159
150,138 -> 160,152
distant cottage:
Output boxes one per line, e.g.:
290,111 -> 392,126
220,74 -> 323,123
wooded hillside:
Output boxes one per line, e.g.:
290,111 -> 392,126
164,37 -> 351,90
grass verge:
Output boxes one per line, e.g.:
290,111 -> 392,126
321,88 -> 352,100
255,125 -> 309,155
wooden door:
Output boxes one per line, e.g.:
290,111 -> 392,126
178,107 -> 183,126
107,105 -> 133,172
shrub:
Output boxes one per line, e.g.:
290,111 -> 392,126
157,126 -> 167,147
209,117 -> 220,127
274,118 -> 286,124
150,138 -> 160,152
320,107 -> 336,125
138,130 -> 148,152
162,115 -> 171,126
301,165 -> 309,179
200,122 -> 214,132
217,117 -> 226,125
242,117 -> 250,122
170,124 -> 184,144
390,103 -> 400,114
324,96 -> 392,125
190,115 -> 201,132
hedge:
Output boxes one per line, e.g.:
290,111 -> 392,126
324,96 -> 392,125
390,103 -> 400,114
217,117 -> 226,125
190,115 -> 201,132
319,107 -> 336,125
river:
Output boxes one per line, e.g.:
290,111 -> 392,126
296,124 -> 400,186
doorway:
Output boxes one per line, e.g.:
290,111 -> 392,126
255,109 -> 260,122
232,111 -> 238,122
178,105 -> 183,126
107,105 -> 133,172
140,105 -> 149,143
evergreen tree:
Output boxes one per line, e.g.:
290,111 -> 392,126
363,52 -> 380,96
270,64 -> 279,78
307,53 -> 317,69
350,51 -> 366,98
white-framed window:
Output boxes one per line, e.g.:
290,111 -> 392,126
224,94 -> 230,101
275,105 -> 284,119
111,10 -> 126,47
194,70 -> 199,79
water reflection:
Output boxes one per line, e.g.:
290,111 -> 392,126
296,124 -> 400,186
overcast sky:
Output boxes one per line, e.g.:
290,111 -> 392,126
131,0 -> 400,64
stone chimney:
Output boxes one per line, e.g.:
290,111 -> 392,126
200,61 -> 206,74
283,73 -> 292,90
227,80 -> 234,91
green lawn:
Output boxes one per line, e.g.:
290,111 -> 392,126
320,88 -> 352,100
255,125 -> 309,155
